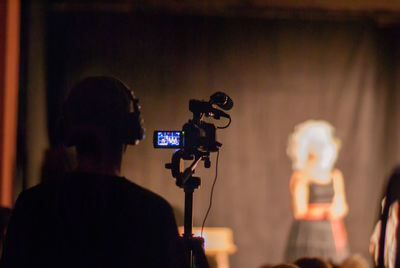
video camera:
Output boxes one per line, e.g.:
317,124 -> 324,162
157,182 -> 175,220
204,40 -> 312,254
153,92 -> 233,187
153,92 -> 232,155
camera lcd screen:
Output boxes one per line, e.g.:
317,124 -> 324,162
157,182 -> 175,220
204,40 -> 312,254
153,131 -> 183,148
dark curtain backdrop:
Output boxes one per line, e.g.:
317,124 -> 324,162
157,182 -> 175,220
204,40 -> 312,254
40,12 -> 400,268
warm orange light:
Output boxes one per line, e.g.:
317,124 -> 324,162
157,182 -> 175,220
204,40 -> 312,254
0,0 -> 20,208
178,227 -> 237,254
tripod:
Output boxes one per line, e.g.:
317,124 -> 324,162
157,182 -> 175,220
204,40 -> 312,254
166,150 -> 210,268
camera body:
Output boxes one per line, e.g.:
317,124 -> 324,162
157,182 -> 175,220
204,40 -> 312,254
153,121 -> 219,154
153,92 -> 232,159
182,121 -> 219,153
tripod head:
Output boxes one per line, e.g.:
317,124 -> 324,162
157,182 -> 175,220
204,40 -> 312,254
165,149 -> 211,188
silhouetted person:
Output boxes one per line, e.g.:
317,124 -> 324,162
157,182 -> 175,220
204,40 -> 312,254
1,76 -> 185,268
370,167 -> 400,268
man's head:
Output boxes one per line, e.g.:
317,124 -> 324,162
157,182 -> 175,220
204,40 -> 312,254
62,76 -> 144,169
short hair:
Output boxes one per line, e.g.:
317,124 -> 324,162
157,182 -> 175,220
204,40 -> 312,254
294,257 -> 332,268
62,76 -> 133,156
287,120 -> 341,171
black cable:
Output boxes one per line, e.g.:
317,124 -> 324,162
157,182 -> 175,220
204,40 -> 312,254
201,150 -> 220,237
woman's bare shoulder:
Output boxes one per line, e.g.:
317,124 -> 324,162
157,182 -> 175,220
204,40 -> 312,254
290,170 -> 308,185
331,168 -> 343,177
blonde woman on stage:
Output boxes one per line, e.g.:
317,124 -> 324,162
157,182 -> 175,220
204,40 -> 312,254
284,120 -> 350,263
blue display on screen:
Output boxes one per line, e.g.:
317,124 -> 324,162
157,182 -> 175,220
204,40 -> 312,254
153,131 -> 183,148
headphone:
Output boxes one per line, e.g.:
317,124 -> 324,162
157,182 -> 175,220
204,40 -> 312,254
122,89 -> 146,145
60,77 -> 145,147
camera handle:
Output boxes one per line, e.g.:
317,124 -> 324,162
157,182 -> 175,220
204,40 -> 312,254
166,151 -> 210,268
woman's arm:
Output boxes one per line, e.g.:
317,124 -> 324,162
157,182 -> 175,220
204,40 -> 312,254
290,171 -> 309,219
329,169 -> 349,219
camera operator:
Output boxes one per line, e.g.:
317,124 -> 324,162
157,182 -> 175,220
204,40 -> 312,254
1,76 -> 186,268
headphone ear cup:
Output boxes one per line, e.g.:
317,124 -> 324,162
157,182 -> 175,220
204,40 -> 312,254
125,112 -> 145,145
125,99 -> 145,145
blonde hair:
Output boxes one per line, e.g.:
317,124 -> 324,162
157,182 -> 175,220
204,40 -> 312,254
287,120 -> 341,171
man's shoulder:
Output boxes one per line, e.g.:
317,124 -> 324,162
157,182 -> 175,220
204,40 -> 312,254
16,179 -> 54,201
118,178 -> 173,210
17,173 -> 172,211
